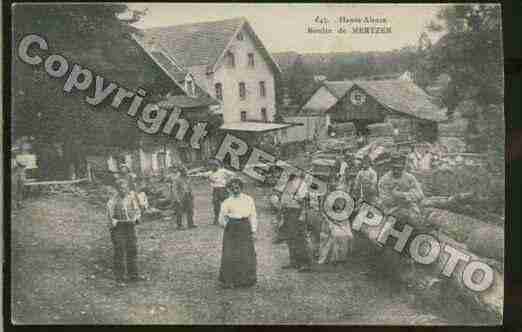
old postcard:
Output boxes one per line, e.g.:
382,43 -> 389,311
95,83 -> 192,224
10,3 -> 504,325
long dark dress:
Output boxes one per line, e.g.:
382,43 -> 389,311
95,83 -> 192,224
219,217 -> 257,287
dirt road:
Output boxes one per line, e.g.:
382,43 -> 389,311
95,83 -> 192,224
10,183 -> 482,324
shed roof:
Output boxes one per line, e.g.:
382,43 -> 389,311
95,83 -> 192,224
323,81 -> 355,99
353,80 -> 447,122
219,122 -> 296,133
157,94 -> 218,109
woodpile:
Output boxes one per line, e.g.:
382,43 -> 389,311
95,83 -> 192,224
411,165 -> 490,197
317,137 -> 358,152
387,117 -> 413,141
367,122 -> 394,137
438,117 -> 469,153
366,123 -> 394,145
352,204 -> 503,321
438,137 -> 467,153
331,122 -> 357,137
423,208 -> 503,262
438,118 -> 468,138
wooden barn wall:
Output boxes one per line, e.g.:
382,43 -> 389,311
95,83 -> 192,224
280,116 -> 328,143
329,87 -> 385,123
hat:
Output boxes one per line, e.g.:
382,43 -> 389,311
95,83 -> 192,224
390,153 -> 406,165
208,159 -> 221,167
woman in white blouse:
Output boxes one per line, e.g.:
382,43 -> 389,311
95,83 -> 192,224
218,178 -> 257,288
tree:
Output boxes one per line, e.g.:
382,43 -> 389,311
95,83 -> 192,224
12,4 -> 149,144
287,55 -> 316,107
426,4 -> 503,157
426,4 -> 503,110
12,4 -> 153,179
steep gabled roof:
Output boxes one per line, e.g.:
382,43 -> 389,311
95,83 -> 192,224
131,34 -> 219,108
149,50 -> 188,82
353,80 -> 447,122
323,81 -> 355,99
142,17 -> 281,75
302,79 -> 447,121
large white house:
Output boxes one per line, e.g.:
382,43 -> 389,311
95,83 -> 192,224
142,17 -> 285,131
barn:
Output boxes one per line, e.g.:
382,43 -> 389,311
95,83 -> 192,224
301,79 -> 447,143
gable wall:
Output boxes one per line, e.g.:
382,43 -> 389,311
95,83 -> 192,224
189,25 -> 276,124
301,86 -> 338,113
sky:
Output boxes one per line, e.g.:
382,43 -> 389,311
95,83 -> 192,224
129,3 -> 450,54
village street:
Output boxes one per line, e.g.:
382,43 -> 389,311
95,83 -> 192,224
10,180 -> 485,325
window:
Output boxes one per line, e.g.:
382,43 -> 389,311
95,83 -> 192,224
259,81 -> 266,97
248,53 -> 255,67
227,51 -> 235,67
240,111 -> 247,121
215,83 -> 223,101
261,108 -> 268,122
237,32 -> 244,41
239,82 -> 246,100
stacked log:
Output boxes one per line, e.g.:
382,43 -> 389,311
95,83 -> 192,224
438,117 -> 469,153
387,117 -> 413,142
331,122 -> 357,137
411,165 -> 491,198
367,123 -> 394,145
317,137 -> 358,152
351,204 -> 503,321
423,208 -> 503,262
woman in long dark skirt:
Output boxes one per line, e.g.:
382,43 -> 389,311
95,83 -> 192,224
218,178 -> 257,288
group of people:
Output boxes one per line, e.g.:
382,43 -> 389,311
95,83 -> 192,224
105,153 -> 424,289
269,152 -> 425,269
105,160 -> 254,287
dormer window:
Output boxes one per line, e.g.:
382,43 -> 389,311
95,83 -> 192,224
237,32 -> 244,41
185,74 -> 195,97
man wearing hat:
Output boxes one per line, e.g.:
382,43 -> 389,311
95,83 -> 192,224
378,153 -> 424,225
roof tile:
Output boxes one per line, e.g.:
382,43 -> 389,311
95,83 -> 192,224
353,80 -> 447,122
144,18 -> 245,68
